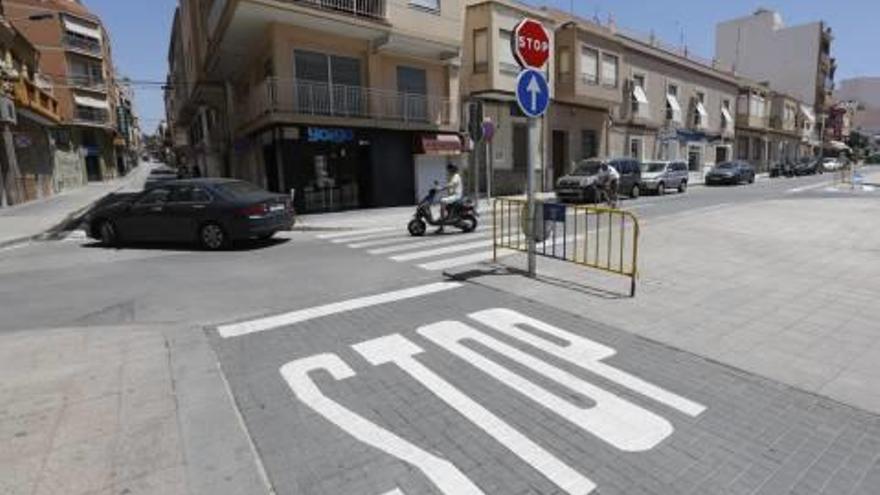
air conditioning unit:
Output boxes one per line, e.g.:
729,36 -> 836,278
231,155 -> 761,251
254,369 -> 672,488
0,96 -> 17,125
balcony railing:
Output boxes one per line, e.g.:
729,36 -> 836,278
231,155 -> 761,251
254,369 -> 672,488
74,107 -> 110,125
68,75 -> 107,92
12,77 -> 61,122
241,78 -> 453,129
291,0 -> 386,19
64,34 -> 102,56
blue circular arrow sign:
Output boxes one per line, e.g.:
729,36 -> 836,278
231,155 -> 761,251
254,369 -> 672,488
515,69 -> 550,118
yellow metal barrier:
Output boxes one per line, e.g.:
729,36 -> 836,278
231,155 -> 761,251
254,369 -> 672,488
493,198 -> 641,297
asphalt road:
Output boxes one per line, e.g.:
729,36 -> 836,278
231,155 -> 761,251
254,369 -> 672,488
4,171 -> 880,494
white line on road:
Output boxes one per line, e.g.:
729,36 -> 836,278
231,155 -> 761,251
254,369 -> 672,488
317,227 -> 395,240
330,230 -> 406,244
369,232 -> 489,255
351,226 -> 490,249
786,181 -> 832,194
216,282 -> 463,338
390,240 -> 493,262
418,251 -> 497,271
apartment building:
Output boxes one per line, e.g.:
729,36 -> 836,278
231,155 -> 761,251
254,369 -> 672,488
461,0 -> 554,194
716,9 -> 835,139
766,91 -> 803,164
836,77 -> 880,136
734,81 -> 770,170
0,11 -> 61,206
167,0 -> 464,213
6,0 -> 120,183
613,31 -> 738,172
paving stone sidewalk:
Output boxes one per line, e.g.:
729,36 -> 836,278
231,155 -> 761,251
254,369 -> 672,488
451,194 -> 880,415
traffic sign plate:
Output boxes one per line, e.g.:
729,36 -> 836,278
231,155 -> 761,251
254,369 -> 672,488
512,19 -> 550,69
515,69 -> 550,118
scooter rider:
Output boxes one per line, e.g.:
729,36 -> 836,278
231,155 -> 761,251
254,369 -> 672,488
437,163 -> 463,233
596,161 -> 620,208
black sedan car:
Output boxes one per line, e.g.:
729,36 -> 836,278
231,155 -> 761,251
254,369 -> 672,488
705,161 -> 756,186
793,157 -> 824,176
85,179 -> 295,250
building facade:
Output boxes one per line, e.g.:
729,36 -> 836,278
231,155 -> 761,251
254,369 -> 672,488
715,9 -> 835,143
167,0 -> 464,213
6,0 -> 123,185
0,11 -> 61,206
835,77 -> 880,137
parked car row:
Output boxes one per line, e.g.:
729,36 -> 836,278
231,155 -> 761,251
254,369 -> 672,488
770,157 -> 840,178
555,157 -> 759,203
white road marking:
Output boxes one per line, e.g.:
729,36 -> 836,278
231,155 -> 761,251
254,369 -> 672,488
0,241 -> 30,253
281,355 -> 484,495
470,309 -> 707,417
417,251 -> 497,271
369,232 -> 489,255
390,240 -> 493,262
317,227 -> 395,240
353,334 -> 596,495
330,230 -> 404,244
786,181 -> 832,194
419,321 -> 673,451
351,226 -> 490,249
217,282 -> 462,338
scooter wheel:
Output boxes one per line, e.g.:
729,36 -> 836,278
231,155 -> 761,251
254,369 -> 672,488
408,219 -> 427,237
459,215 -> 478,233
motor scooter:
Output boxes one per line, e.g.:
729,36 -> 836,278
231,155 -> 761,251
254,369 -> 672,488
407,185 -> 478,236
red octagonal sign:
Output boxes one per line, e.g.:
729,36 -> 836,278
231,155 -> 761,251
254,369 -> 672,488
512,18 -> 550,69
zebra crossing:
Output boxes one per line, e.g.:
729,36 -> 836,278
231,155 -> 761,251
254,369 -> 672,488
316,226 -> 498,271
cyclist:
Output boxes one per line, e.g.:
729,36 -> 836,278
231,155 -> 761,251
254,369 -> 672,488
596,162 -> 620,208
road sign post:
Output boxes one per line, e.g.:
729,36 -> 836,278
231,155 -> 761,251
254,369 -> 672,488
511,18 -> 551,278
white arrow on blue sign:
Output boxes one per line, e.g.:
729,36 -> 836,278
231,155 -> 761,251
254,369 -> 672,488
515,68 -> 550,118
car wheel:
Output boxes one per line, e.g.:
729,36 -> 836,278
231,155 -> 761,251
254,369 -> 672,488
656,183 -> 665,196
408,219 -> 427,237
678,181 -> 688,193
257,232 -> 275,241
631,184 -> 640,199
98,220 -> 119,247
749,174 -> 755,184
199,223 -> 227,250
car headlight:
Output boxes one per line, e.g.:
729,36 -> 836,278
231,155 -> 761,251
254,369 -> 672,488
580,177 -> 595,187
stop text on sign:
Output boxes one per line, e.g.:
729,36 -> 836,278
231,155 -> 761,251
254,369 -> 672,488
281,308 -> 707,495
512,18 -> 551,69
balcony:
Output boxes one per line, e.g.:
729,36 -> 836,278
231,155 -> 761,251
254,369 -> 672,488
63,34 -> 102,57
284,0 -> 385,20
68,75 -> 107,92
12,77 -> 61,123
240,78 -> 454,131
74,107 -> 110,126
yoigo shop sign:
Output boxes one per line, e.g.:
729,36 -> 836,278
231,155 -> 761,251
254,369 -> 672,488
307,127 -> 354,143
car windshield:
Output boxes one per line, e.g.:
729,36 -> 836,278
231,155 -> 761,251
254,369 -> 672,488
642,162 -> 667,173
571,160 -> 602,176
216,181 -> 265,197
715,162 -> 736,170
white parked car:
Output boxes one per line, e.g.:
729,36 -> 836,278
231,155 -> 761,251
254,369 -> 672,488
822,158 -> 844,171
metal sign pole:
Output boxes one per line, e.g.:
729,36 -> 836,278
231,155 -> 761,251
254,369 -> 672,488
527,117 -> 537,277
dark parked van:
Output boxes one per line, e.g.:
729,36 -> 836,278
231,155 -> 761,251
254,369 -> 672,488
555,158 -> 643,203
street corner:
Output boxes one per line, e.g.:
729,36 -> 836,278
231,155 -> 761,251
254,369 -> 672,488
205,282 -> 880,495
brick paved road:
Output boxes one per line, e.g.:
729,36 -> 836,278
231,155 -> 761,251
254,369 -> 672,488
210,283 -> 880,495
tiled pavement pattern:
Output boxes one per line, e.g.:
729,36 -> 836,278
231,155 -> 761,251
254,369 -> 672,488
210,284 -> 880,495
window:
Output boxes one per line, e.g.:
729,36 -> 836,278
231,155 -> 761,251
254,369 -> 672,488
558,47 -> 571,76
666,83 -> 682,123
631,74 -> 648,118
398,66 -> 428,121
294,50 -> 363,115
169,186 -> 212,203
694,91 -> 707,128
721,100 -> 734,131
499,30 -> 518,72
136,188 -> 170,206
601,53 -> 618,87
473,29 -> 488,73
409,0 -> 439,11
629,138 -> 643,161
581,130 -> 597,159
580,47 -> 598,84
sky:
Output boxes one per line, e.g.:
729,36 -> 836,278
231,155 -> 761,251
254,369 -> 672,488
82,0 -> 879,136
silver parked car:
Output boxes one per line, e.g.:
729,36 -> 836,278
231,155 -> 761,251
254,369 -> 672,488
640,160 -> 690,195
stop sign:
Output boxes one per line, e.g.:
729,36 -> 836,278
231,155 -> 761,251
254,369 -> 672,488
512,19 -> 550,69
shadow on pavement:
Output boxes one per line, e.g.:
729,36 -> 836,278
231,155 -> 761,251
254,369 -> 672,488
79,237 -> 290,252
444,263 -> 629,300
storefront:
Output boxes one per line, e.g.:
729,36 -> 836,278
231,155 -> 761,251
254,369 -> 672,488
255,125 -> 462,214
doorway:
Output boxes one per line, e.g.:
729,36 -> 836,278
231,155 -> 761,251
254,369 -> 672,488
85,156 -> 102,181
552,130 -> 568,182
715,146 -> 729,164
687,145 -> 703,172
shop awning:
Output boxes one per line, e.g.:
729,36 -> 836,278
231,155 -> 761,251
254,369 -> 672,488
695,101 -> 708,118
74,95 -> 109,110
827,140 -> 851,151
63,17 -> 102,41
666,94 -> 682,122
419,134 -> 462,155
633,85 -> 649,104
800,104 -> 816,123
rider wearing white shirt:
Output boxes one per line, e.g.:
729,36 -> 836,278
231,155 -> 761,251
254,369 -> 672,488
438,163 -> 463,233
597,162 -> 620,207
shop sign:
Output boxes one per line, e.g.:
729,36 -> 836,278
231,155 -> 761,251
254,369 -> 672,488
307,127 -> 354,143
